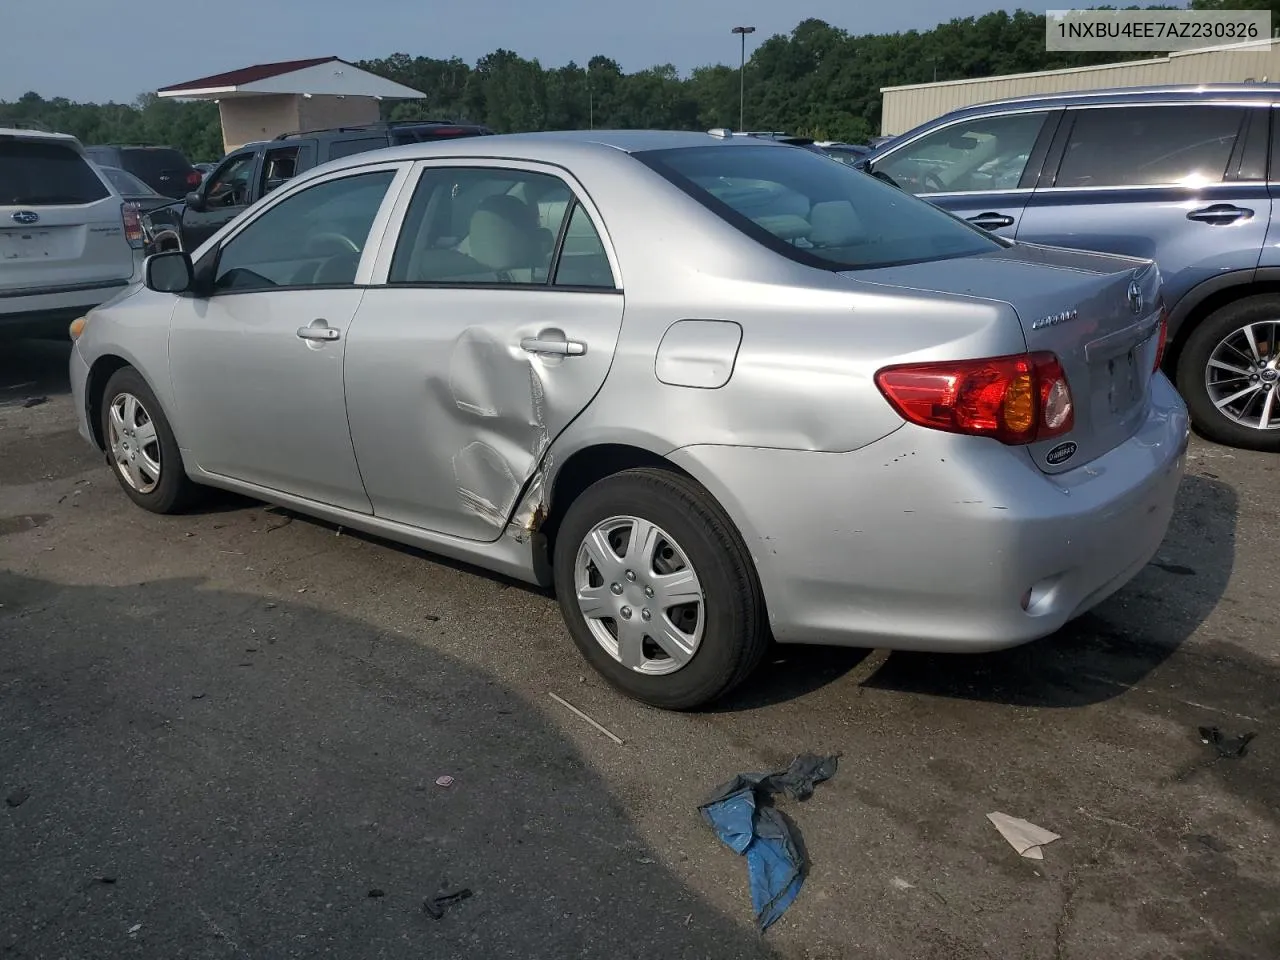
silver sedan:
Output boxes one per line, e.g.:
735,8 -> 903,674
68,130 -> 1190,709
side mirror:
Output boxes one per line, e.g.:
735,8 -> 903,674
853,157 -> 870,171
185,190 -> 205,212
144,250 -> 195,294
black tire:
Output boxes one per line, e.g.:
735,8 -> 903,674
1176,295 -> 1280,452
100,366 -> 199,514
552,467 -> 769,710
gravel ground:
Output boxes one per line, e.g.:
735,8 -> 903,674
1,338 -> 1277,959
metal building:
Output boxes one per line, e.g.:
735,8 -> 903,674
880,38 -> 1280,135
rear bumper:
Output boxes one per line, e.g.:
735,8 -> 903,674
668,374 -> 1190,652
0,275 -> 138,337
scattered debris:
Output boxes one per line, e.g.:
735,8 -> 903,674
127,924 -> 142,935
435,775 -> 455,788
245,648 -> 258,653
57,495 -> 67,505
96,876 -> 117,885
5,789 -> 31,808
367,889 -> 385,898
336,526 -> 344,537
4,381 -> 35,391
296,588 -> 307,594
1185,833 -> 1231,854
191,693 -> 206,701
423,885 -> 473,920
987,812 -> 1061,860
547,692 -> 624,745
265,603 -> 277,609
890,877 -> 915,891
238,662 -> 253,668
1199,726 -> 1256,758
1153,562 -> 1195,576
635,858 -> 655,865
21,396 -> 48,409
266,516 -> 294,532
424,614 -> 440,622
699,753 -> 840,932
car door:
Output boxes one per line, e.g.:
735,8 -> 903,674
343,160 -> 625,541
168,161 -> 411,511
181,149 -> 260,250
865,107 -> 1061,238
1017,101 -> 1271,310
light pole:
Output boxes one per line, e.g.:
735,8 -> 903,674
731,25 -> 755,132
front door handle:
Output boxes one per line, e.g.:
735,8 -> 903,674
966,212 -> 1016,230
297,320 -> 340,342
521,336 -> 586,356
1187,204 -> 1252,225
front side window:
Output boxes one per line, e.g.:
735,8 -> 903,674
389,167 -> 574,284
1055,105 -> 1248,188
260,147 -> 301,196
637,144 -> 1003,271
204,154 -> 256,208
213,170 -> 396,292
873,111 -> 1049,195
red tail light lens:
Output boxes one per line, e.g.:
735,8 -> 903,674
186,170 -> 202,187
1153,306 -> 1169,372
875,352 -> 1074,445
121,202 -> 144,249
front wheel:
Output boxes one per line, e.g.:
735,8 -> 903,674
552,467 -> 769,710
1176,295 -> 1280,452
101,366 -> 198,514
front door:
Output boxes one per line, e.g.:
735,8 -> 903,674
1017,102 -> 1271,311
181,150 -> 259,251
168,164 -> 407,511
343,161 -> 625,541
867,108 -> 1061,239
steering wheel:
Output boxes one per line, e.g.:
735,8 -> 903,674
922,170 -> 948,192
306,232 -> 361,256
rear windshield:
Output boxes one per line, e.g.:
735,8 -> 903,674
634,144 -> 1003,271
120,148 -> 192,177
0,140 -> 110,205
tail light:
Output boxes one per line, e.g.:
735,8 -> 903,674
1153,305 -> 1169,372
186,170 -> 202,188
874,352 -> 1074,445
121,202 -> 144,249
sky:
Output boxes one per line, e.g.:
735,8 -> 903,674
1,0 -> 1013,104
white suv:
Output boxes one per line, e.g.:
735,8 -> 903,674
1,127 -> 145,339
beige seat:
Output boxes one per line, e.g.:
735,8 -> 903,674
468,194 -> 549,282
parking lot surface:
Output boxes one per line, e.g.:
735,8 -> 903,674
2,338 -> 1277,959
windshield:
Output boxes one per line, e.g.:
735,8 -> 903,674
102,165 -> 158,196
635,144 -> 1003,270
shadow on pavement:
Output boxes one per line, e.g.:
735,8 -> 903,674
862,473 -> 1237,708
0,339 -> 73,404
0,572 -> 776,960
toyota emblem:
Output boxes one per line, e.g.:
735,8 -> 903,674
1127,280 -> 1144,315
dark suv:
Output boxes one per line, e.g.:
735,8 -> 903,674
861,83 -> 1280,452
142,120 -> 494,254
82,144 -> 202,200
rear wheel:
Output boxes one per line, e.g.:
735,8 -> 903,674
1177,295 -> 1280,452
101,366 -> 198,514
552,467 -> 769,710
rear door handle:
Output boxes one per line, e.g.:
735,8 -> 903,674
297,320 -> 340,342
1187,204 -> 1252,224
966,212 -> 1015,230
521,336 -> 586,356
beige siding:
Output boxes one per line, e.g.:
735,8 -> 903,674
219,96 -> 302,153
881,42 -> 1280,135
296,95 -> 379,133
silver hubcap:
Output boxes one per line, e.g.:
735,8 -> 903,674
574,516 -> 705,676
1206,321 -> 1280,431
107,392 -> 161,494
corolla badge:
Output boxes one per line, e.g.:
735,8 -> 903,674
11,210 -> 39,225
1031,308 -> 1078,331
1127,280 -> 1144,315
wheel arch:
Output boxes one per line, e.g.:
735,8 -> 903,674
84,354 -> 174,452
1165,269 -> 1280,374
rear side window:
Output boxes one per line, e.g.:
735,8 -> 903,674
1055,105 -> 1248,188
121,147 -> 192,176
636,144 -> 1003,271
328,137 -> 388,160
0,140 -> 110,205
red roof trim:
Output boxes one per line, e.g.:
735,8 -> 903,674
157,56 -> 348,93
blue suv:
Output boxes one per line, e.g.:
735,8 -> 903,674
862,84 -> 1280,452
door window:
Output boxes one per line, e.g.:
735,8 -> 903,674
204,153 -> 256,208
874,111 -> 1049,195
213,170 -> 396,292
553,203 -> 615,288
259,147 -> 301,196
328,137 -> 388,160
388,167 -> 575,284
1055,105 -> 1249,188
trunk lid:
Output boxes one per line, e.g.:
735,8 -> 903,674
841,242 -> 1164,473
0,134 -> 136,294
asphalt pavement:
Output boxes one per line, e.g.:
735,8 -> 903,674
1,338 -> 1277,959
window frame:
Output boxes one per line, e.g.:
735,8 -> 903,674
201,150 -> 260,209
867,106 -> 1063,198
1037,100 -> 1272,192
198,159 -> 414,297
366,158 -> 623,294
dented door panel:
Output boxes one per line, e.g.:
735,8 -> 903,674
343,288 -> 625,541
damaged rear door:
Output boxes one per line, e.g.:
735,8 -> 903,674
343,160 -> 625,541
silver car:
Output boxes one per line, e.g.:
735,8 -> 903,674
68,131 -> 1190,710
